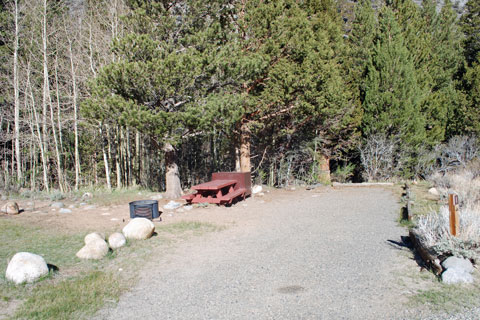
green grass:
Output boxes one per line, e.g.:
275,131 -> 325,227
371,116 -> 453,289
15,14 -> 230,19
0,218 -> 223,319
12,271 -> 122,320
411,280 -> 480,313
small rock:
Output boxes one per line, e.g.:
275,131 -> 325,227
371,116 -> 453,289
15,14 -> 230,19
176,208 -> 185,213
83,205 -> 96,210
242,204 -> 248,207
59,208 -> 72,214
76,238 -> 109,260
1,195 -> 7,201
184,205 -> 193,211
151,194 -> 163,200
163,201 -> 181,210
51,202 -> 64,208
101,212 -> 111,216
442,256 -> 474,274
122,218 -> 155,240
1,201 -> 20,215
79,202 -> 87,206
6,252 -> 49,284
290,187 -> 296,191
81,192 -> 93,200
68,204 -> 75,209
84,232 -> 105,245
108,232 -> 126,249
110,218 -> 119,221
441,268 -> 474,284
252,185 -> 263,194
257,192 -> 265,197
428,187 -> 439,196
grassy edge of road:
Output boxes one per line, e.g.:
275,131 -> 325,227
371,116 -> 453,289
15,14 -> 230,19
0,218 -> 223,320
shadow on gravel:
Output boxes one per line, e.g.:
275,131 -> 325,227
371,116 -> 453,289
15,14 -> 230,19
387,236 -> 430,270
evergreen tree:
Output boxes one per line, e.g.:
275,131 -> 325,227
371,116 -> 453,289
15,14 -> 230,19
361,6 -> 425,163
202,0 -> 358,175
461,0 -> 480,65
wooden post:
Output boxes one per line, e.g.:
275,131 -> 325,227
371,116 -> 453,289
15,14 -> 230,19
449,194 -> 459,236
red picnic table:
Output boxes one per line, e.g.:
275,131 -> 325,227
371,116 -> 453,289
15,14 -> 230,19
182,172 -> 252,205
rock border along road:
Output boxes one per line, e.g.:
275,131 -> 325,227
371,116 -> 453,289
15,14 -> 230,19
94,187 -> 424,319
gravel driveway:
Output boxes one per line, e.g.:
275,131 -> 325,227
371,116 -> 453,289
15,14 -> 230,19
94,187 -> 421,319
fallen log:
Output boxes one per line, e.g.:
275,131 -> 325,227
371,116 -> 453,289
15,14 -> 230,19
409,229 -> 443,275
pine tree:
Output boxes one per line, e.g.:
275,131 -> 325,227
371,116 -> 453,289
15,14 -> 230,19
361,6 -> 426,156
461,0 -> 480,65
202,0 -> 358,174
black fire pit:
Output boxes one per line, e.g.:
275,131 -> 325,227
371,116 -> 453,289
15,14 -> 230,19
129,200 -> 160,220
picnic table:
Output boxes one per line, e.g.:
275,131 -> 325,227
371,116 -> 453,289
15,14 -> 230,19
182,172 -> 251,205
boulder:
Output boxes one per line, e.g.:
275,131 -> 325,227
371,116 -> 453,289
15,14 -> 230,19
84,232 -> 105,245
252,185 -> 263,194
5,252 -> 49,284
163,201 -> 181,210
122,218 -> 155,240
51,202 -> 65,208
81,192 -> 93,200
76,238 -> 109,260
1,201 -> 20,215
108,232 -> 126,249
428,187 -> 439,196
441,256 -> 474,274
441,268 -> 474,284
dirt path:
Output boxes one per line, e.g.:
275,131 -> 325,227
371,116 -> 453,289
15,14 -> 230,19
94,187 -> 422,319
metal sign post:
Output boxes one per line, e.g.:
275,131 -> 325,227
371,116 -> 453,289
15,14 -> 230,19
449,194 -> 459,236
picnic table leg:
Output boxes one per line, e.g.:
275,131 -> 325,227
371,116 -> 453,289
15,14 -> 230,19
217,189 -> 222,198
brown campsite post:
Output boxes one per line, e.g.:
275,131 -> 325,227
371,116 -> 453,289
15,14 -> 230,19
448,194 -> 460,236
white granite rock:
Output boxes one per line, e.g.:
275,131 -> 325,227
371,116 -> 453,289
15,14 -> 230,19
6,252 -> 49,284
76,238 -> 109,260
1,201 -> 19,215
163,201 -> 182,210
428,187 -> 439,196
441,268 -> 474,284
84,232 -> 105,245
108,232 -> 126,249
252,185 -> 263,194
122,218 -> 155,240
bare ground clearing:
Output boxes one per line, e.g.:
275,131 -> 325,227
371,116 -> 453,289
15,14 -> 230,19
2,186 -> 478,319
88,186 -> 473,320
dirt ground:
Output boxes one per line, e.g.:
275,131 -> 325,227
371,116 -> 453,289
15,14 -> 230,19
0,186 -> 314,234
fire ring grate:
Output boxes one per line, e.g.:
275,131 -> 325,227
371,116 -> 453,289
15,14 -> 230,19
129,200 -> 159,220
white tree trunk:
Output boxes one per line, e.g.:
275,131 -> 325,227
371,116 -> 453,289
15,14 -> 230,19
13,0 -> 22,183
68,39 -> 81,190
100,125 -> 111,190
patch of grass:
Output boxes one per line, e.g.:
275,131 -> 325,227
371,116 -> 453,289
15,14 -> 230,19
0,218 -> 223,319
411,280 -> 480,313
12,271 -> 122,320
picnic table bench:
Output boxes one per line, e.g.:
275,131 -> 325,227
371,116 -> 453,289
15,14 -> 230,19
182,172 -> 251,205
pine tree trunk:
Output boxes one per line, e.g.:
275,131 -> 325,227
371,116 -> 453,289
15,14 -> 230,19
164,143 -> 182,199
240,123 -> 251,173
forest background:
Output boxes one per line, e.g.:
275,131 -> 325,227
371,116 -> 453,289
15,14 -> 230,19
0,0 -> 479,198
